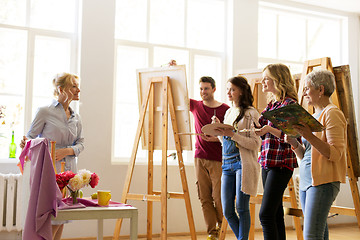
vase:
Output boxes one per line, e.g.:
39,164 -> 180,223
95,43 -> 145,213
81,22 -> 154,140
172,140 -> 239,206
70,189 -> 79,204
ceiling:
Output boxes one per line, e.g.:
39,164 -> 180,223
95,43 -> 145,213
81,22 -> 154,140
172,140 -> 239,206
289,0 -> 360,14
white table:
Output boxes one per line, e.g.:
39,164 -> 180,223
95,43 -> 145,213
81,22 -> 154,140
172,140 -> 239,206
53,206 -> 138,240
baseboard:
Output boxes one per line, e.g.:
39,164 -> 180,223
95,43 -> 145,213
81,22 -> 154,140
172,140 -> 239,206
62,223 -> 359,240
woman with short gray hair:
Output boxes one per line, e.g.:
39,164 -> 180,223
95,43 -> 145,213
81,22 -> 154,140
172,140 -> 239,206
286,69 -> 347,239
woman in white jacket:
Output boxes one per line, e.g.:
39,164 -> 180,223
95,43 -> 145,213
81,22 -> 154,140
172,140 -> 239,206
213,76 -> 261,240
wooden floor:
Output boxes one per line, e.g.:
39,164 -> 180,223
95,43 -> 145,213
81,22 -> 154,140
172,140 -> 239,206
158,224 -> 360,240
65,223 -> 360,239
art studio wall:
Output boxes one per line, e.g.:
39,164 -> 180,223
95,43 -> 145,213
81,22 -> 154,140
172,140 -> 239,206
61,0 -> 360,238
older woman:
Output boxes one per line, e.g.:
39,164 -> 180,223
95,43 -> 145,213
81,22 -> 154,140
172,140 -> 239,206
286,69 -> 347,240
20,73 -> 84,240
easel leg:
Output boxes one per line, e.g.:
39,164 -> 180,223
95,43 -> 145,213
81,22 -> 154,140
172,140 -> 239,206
147,86 -> 155,239
249,203 -> 255,240
288,178 -> 303,240
113,82 -> 154,240
346,154 -> 360,227
167,81 -> 197,240
160,78 -> 169,240
218,216 -> 227,240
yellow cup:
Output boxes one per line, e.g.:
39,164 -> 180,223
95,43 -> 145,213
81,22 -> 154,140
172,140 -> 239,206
97,190 -> 111,206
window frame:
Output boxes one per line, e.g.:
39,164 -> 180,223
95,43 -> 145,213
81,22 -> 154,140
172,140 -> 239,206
0,0 -> 80,159
112,0 -> 228,165
258,1 -> 348,73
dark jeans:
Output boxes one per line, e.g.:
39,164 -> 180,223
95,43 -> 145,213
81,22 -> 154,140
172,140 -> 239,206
259,167 -> 293,240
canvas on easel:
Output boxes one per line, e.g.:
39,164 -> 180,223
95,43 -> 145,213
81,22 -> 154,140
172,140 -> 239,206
137,65 -> 192,150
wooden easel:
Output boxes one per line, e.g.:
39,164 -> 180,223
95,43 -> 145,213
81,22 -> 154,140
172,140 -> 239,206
113,76 -> 196,240
298,57 -> 360,227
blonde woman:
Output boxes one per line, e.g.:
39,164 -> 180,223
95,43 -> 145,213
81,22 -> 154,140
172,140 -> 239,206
255,64 -> 299,240
20,73 -> 84,240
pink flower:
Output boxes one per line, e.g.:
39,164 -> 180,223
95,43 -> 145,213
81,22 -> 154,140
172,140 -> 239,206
56,171 -> 76,190
89,173 -> 99,188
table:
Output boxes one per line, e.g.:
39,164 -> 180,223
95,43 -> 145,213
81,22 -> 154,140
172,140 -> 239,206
53,206 -> 138,240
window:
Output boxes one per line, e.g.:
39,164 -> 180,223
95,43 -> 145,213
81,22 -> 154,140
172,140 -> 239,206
258,2 -> 348,74
113,0 -> 227,163
0,0 -> 79,159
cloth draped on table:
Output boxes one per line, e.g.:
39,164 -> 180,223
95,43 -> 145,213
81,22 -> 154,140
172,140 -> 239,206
20,138 -> 63,240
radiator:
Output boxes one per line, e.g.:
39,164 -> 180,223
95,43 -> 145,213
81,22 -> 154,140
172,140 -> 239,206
0,173 -> 23,232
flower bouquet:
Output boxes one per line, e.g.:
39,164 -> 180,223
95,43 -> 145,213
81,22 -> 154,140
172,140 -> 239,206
56,169 -> 100,204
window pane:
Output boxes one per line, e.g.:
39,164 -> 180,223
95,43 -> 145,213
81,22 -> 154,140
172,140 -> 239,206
114,45 -> 148,158
153,47 -> 189,73
30,0 -> 77,32
0,0 -> 26,26
258,9 -> 277,58
307,18 -> 340,64
0,97 -> 24,158
149,0 -> 184,46
187,0 -> 225,51
278,14 -> 306,62
32,36 -> 71,117
193,55 -> 222,100
0,28 -> 27,95
115,0 -> 147,41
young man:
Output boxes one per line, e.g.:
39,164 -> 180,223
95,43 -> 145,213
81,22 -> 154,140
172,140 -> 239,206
190,76 -> 229,240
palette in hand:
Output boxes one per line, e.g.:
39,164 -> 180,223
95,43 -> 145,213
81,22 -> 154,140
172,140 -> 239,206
201,123 -> 235,136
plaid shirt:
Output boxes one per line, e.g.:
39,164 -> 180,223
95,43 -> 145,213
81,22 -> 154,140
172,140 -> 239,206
258,98 -> 299,170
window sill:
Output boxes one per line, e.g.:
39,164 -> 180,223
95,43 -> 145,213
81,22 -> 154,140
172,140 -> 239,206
0,158 -> 21,174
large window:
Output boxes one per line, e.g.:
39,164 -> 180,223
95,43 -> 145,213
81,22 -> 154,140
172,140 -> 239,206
113,0 -> 227,163
0,0 -> 79,159
258,2 -> 348,74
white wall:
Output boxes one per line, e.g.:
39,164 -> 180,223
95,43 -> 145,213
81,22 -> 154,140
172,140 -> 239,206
63,0 -> 208,237
61,0 -> 360,238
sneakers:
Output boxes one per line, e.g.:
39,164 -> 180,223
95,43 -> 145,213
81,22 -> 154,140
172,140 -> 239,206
207,235 -> 218,240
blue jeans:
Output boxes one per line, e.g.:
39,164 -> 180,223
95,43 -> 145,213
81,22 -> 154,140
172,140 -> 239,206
221,159 -> 250,240
300,182 -> 340,240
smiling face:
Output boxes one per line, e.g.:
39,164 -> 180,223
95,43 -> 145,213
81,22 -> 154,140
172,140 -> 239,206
199,82 -> 215,101
63,77 -> 81,101
226,82 -> 242,106
303,79 -> 321,106
261,69 -> 278,95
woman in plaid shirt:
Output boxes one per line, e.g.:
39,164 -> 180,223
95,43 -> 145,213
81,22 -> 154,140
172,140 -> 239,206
255,63 -> 299,240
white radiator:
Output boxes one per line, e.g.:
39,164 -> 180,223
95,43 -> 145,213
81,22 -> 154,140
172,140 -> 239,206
0,173 -> 23,232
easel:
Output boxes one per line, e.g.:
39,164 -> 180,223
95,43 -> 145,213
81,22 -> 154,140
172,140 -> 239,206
113,76 -> 196,240
298,57 -> 360,227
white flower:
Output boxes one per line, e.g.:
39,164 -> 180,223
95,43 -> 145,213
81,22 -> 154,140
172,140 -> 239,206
68,174 -> 84,191
78,169 -> 92,185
